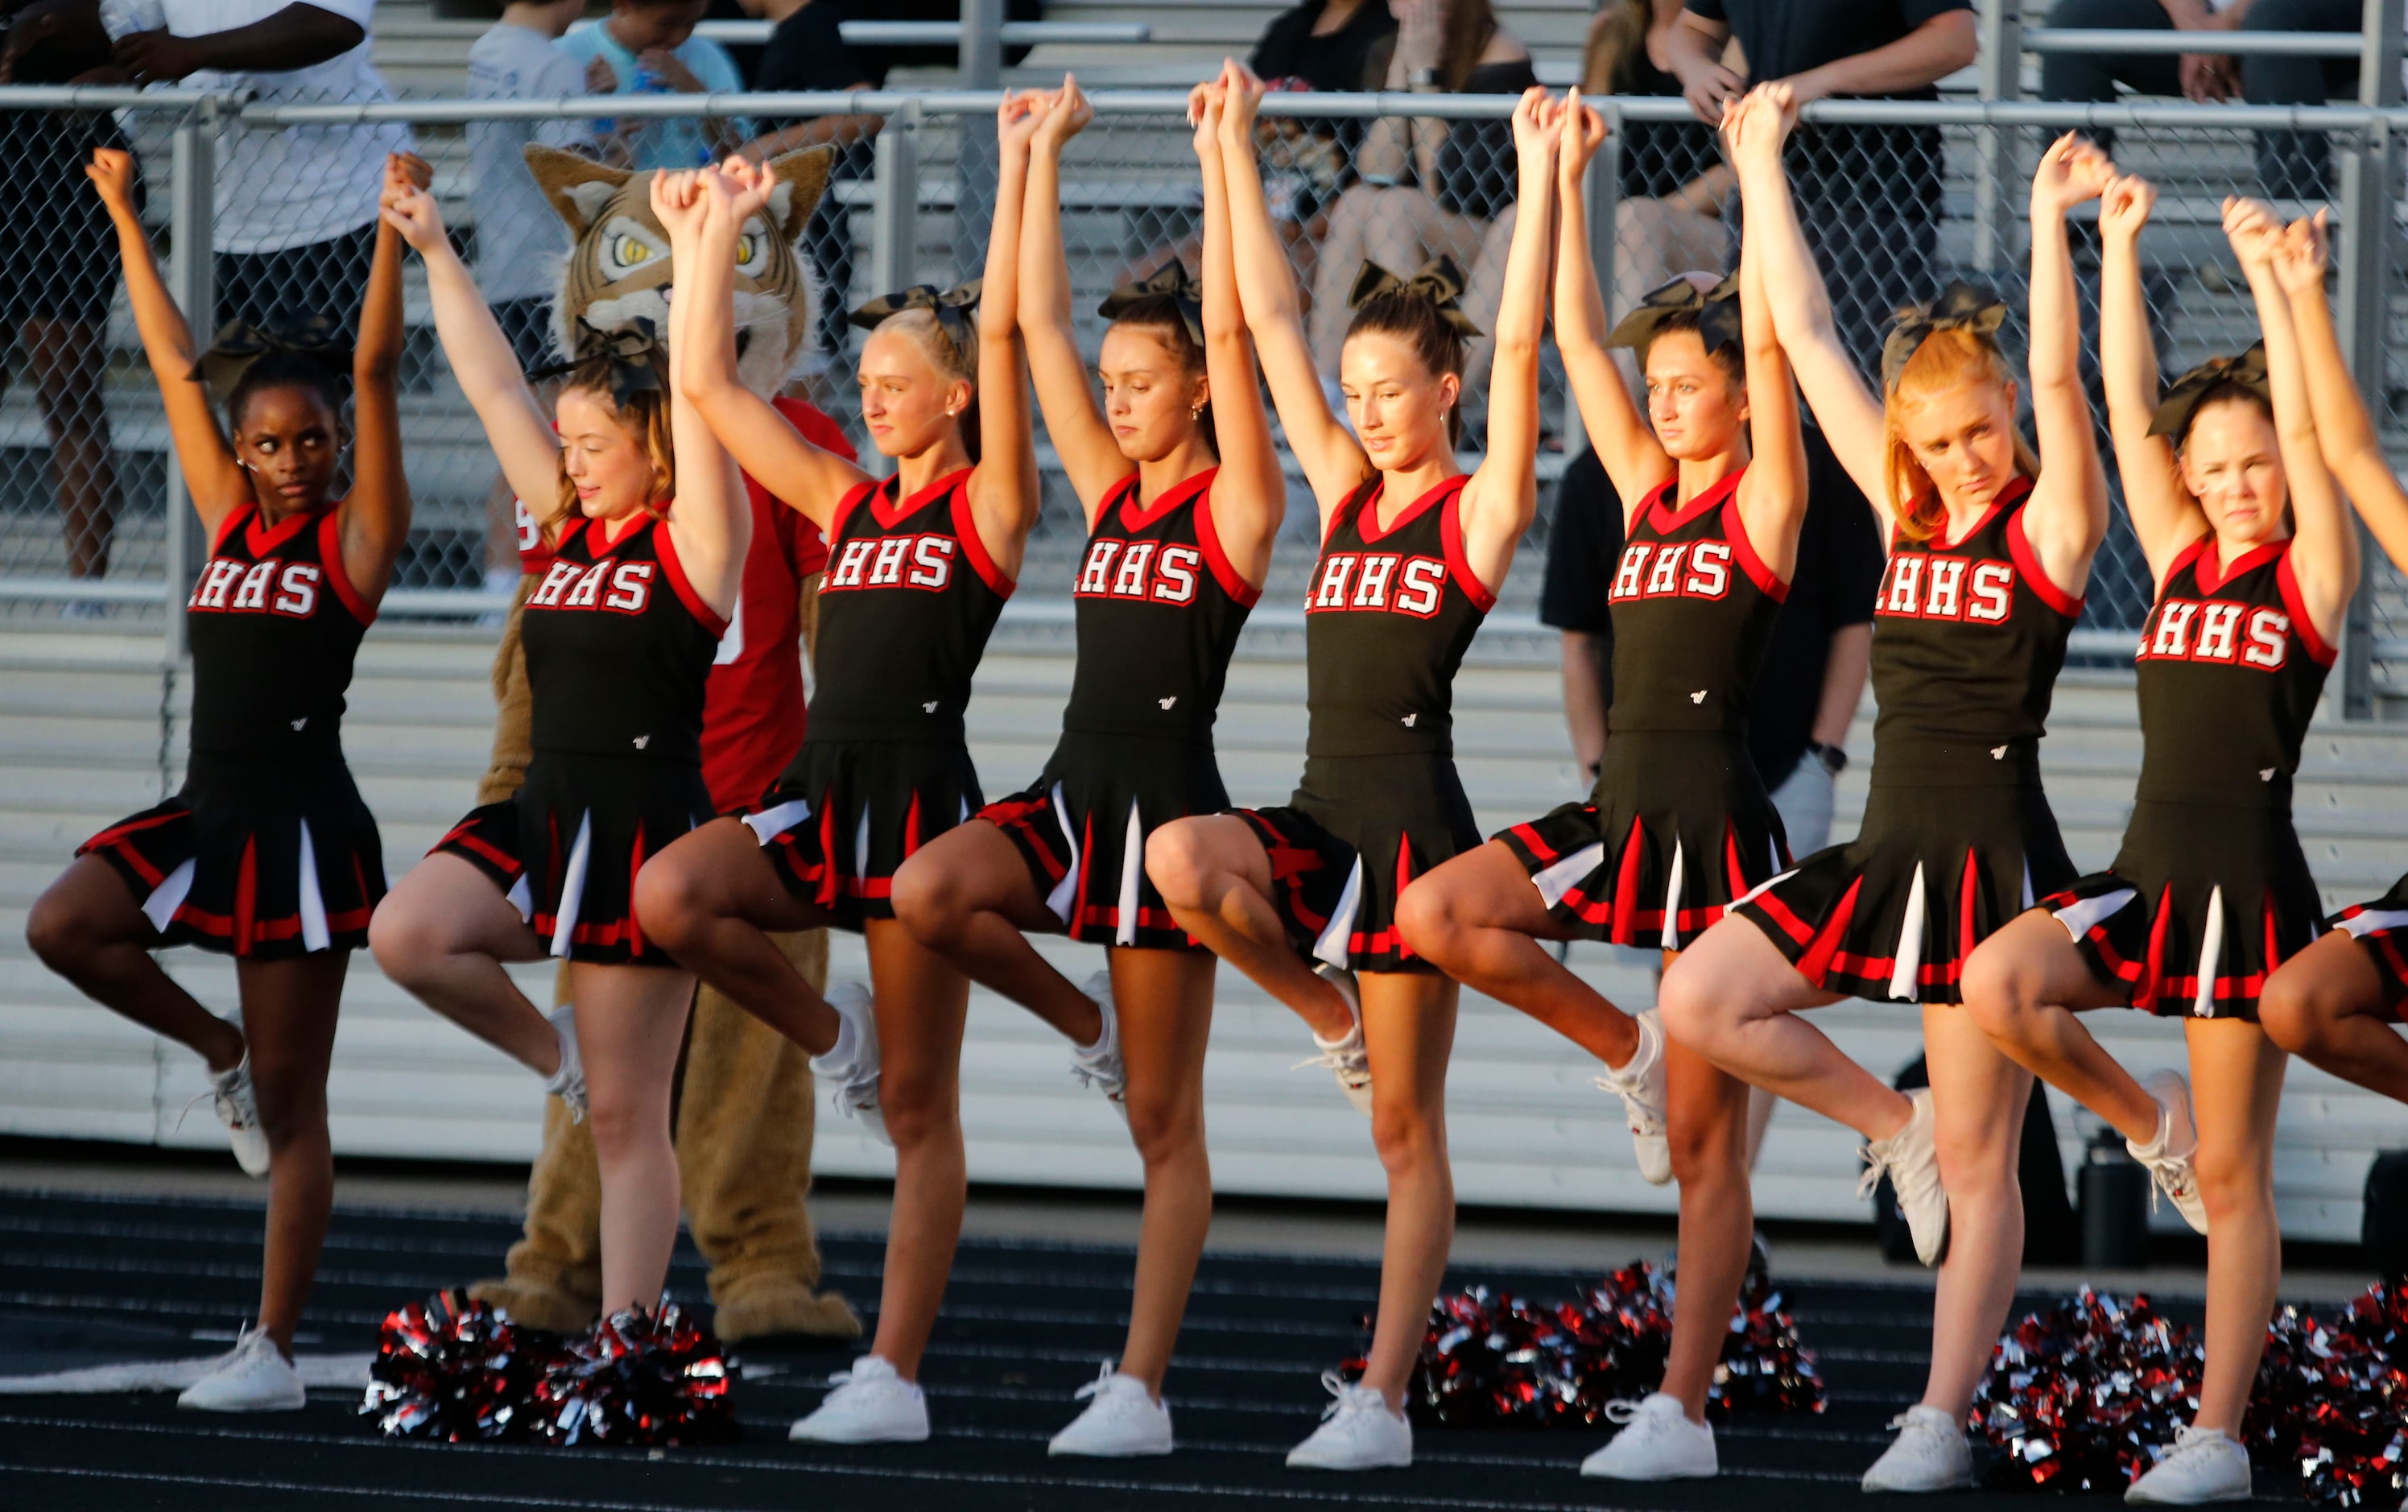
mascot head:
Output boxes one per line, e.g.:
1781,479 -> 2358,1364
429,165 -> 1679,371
522,144 -> 836,399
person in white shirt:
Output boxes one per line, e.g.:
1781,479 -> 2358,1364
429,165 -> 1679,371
469,0 -> 613,366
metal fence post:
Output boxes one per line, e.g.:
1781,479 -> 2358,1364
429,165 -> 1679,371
163,107 -> 214,668
1973,0 -> 2022,275
870,99 -> 921,296
2337,0 -> 2403,717
959,0 -> 1002,91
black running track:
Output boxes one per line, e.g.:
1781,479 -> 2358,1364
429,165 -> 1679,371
0,1189 -> 2282,1511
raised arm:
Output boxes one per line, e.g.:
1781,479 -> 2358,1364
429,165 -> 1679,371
2279,210 -> 2408,575
966,89 -> 1046,582
653,169 -> 752,619
2019,133 -> 2111,596
2229,196 -> 2354,642
1456,87 -> 1557,593
1724,90 -> 1806,577
382,176 -> 565,529
1215,59 -> 1368,520
2096,172 -> 2199,583
1554,93 -> 1670,510
1193,77 -> 1284,586
337,151 -> 424,609
85,147 -> 245,535
1018,78 -> 1124,518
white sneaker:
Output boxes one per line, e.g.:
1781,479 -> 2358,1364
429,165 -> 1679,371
2129,1070 -> 2208,1236
808,983 -> 887,1146
543,1002 -> 586,1123
1861,1404 -> 1975,1492
2126,1425 -> 2252,1504
1859,1088 -> 1949,1265
1285,1369 -> 1411,1470
1595,1008 -> 1671,1186
205,1016 -> 270,1178
1295,965 -> 1373,1117
1580,1393 -> 1716,1480
788,1354 -> 928,1444
1068,972 -> 1128,1123
1047,1365 -> 1173,1457
176,1324 -> 305,1412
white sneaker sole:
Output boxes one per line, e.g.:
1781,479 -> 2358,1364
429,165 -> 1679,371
1048,1433 -> 1174,1458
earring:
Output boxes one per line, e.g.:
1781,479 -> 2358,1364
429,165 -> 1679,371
1190,400 -> 1205,418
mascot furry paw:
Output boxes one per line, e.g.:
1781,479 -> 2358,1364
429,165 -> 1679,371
464,143 -> 861,1348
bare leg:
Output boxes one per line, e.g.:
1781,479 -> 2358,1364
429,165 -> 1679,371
1146,815 -> 1353,1042
234,952 -> 347,1355
1656,915 -> 1907,1140
2185,1017 -> 2286,1438
571,960 -> 698,1312
1656,1035 -> 1752,1423
890,820 -> 1105,1043
1307,185 -> 1376,374
862,918 -> 975,1378
27,856 -> 245,1071
1456,206 -> 1517,395
1109,946 -> 1216,1395
633,817 -> 842,1055
1919,1005 -> 2034,1417
23,317 -> 120,580
1396,839 -> 1639,1065
368,852 -> 556,1073
1960,908 -> 2158,1140
1354,970 -> 1458,1408
2261,929 -> 2408,1101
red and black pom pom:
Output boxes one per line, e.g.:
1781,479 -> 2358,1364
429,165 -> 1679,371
361,1290 -> 565,1443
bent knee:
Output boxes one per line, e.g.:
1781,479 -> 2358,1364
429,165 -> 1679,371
1143,823 -> 1216,910
630,858 -> 713,951
888,857 -> 968,946
366,902 -> 440,985
24,890 -> 93,972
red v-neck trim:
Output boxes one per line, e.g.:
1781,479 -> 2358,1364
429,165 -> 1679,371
2191,535 -> 2287,595
1646,465 -> 1745,535
245,502 -> 326,558
594,510 -> 654,551
1357,474 -> 1465,543
873,467 -> 974,529
1931,475 -> 2032,552
1118,466 -> 1218,533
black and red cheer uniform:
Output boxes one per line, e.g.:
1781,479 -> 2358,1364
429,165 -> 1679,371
980,469 -> 1257,948
1734,478 -> 2083,1003
435,512 -> 724,963
1236,474 -> 1493,973
1499,467 -> 1793,948
743,467 -> 1011,927
2049,536 -> 2332,1017
81,502 -> 386,958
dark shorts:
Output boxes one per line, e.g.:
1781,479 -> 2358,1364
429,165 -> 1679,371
216,223 -> 377,340
0,111 -> 132,328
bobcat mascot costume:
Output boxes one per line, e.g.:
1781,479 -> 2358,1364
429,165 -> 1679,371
466,143 -> 859,1344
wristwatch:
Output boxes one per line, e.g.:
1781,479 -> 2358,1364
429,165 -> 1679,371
1807,740 -> 1848,776
1406,66 -> 1439,88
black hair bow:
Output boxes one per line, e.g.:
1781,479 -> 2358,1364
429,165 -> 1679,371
1348,256 -> 1482,337
191,312 -> 349,393
1879,281 -> 2009,395
848,280 -> 983,343
2148,342 -> 2270,438
1605,274 -> 1741,355
1098,258 -> 1204,346
530,318 -> 667,408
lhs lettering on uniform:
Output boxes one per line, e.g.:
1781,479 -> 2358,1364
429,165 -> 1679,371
188,556 -> 323,618
1074,538 -> 1203,605
1608,540 -> 1732,602
2137,598 -> 2291,670
526,556 -> 657,614
1877,552 -> 2012,623
1305,552 -> 1448,618
823,533 -> 956,593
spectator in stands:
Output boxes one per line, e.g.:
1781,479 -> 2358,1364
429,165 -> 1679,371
737,0 -> 882,366
1666,0 -> 1976,374
558,0 -> 747,171
1580,0 -> 1730,322
1249,0 -> 1397,300
2037,0 -> 2362,199
97,0 -> 413,339
0,0 -> 135,594
1303,0 -> 1537,378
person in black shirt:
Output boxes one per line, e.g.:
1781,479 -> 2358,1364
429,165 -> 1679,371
1665,0 -> 1976,374
737,0 -> 881,362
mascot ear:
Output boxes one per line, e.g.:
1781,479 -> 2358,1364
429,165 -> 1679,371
526,144 -> 638,240
760,144 -> 836,243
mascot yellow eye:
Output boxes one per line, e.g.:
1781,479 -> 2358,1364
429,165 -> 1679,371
613,236 -> 655,267
736,232 -> 764,271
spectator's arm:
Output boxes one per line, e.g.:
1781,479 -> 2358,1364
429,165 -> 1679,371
1559,631 -> 1610,774
1811,622 -> 1871,746
1662,162 -> 1733,218
741,107 -> 881,163
964,89 -> 1044,583
1457,88 -> 1556,593
2280,211 -> 2408,577
1018,81 -> 1125,521
2019,134 -> 2110,599
2096,174 -> 2201,583
1194,79 -> 1286,589
1729,91 -> 1808,584
113,1 -> 361,81
1778,10 -> 1975,105
1555,96 -> 1671,510
1664,10 -> 1742,123
337,151 -> 426,610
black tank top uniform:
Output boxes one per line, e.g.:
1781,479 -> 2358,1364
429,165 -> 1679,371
981,468 -> 1256,949
2048,536 -> 2332,1018
1237,474 -> 1493,973
81,502 -> 387,958
744,467 -> 1010,928
433,512 -> 722,964
1734,477 -> 2082,1004
1499,467 -> 1794,948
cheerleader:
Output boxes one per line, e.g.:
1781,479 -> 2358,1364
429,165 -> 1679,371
1961,188 -> 2353,1506
1142,62 -> 1555,1471
25,149 -> 418,1410
628,97 -> 1057,1445
1654,89 -> 2113,1491
367,168 -> 750,1319
2260,215 -> 2408,1116
884,76 -> 1285,1456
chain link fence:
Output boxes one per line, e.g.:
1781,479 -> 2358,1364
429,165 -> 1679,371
0,87 -> 2400,701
